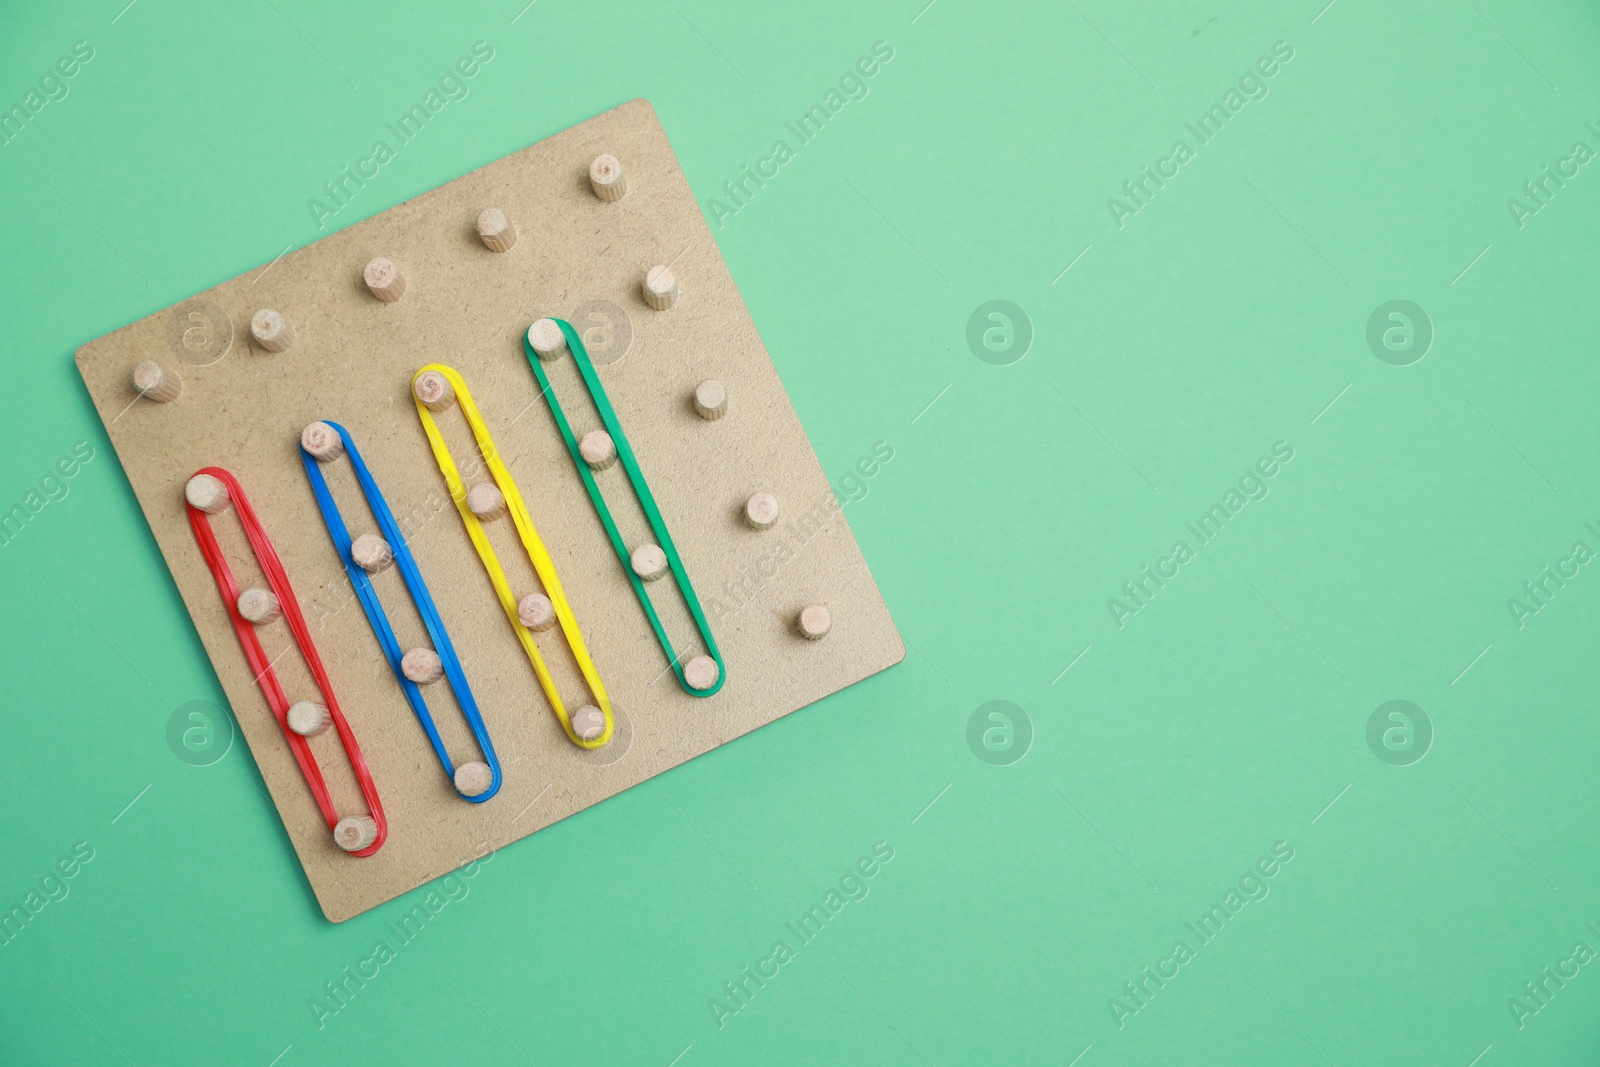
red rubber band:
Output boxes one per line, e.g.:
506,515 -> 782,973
186,467 -> 387,857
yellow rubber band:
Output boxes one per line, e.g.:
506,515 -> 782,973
411,363 -> 613,749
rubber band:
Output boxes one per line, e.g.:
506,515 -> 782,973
522,319 -> 725,697
300,423 -> 502,802
411,364 -> 615,748
185,467 -> 388,856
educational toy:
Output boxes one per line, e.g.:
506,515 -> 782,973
74,100 -> 902,921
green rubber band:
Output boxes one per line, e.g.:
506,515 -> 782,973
523,319 -> 725,697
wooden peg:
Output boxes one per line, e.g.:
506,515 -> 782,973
453,760 -> 493,797
287,700 -> 332,738
250,309 -> 295,352
132,360 -> 183,403
466,482 -> 506,520
517,593 -> 556,632
631,543 -> 668,582
334,815 -> 378,853
570,705 -> 605,741
643,265 -> 677,310
300,421 -> 345,462
798,604 -> 831,640
694,379 -> 727,420
589,154 -> 627,201
744,492 -> 780,531
184,473 -> 230,514
238,587 -> 282,625
364,257 -> 406,302
413,370 -> 455,411
401,647 -> 444,684
351,534 -> 394,574
526,318 -> 567,361
683,655 -> 720,691
478,208 -> 517,252
579,430 -> 618,471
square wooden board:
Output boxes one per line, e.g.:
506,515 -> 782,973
74,99 -> 903,922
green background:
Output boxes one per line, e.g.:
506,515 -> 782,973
3,0 -> 1598,1062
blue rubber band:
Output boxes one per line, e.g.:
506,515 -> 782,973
300,422 -> 502,803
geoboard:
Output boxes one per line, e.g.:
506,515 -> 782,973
74,99 -> 903,922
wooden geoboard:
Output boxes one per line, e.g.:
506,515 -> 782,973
74,99 -> 903,922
